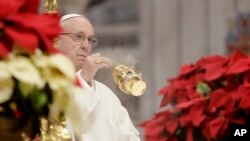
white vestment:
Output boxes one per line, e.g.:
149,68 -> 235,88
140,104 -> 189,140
67,70 -> 140,141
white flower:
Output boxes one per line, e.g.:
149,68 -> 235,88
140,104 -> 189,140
49,89 -> 69,120
0,62 -> 11,79
32,52 -> 76,91
48,73 -> 72,90
46,54 -> 75,91
18,81 -> 34,97
7,56 -> 43,86
31,49 -> 50,69
0,62 -> 14,103
48,54 -> 75,81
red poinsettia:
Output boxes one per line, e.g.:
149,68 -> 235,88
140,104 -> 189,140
141,51 -> 250,141
0,0 -> 61,58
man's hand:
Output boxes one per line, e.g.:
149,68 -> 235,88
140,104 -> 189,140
80,53 -> 113,85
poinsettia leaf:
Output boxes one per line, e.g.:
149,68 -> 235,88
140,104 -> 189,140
145,125 -> 164,137
165,118 -> 179,134
186,126 -> 194,141
239,93 -> 250,110
30,91 -> 48,110
227,58 -> 250,74
180,64 -> 198,76
19,0 -> 39,13
207,117 -> 227,139
230,86 -> 246,101
208,89 -> 229,110
196,82 -> 211,95
160,95 -> 170,107
230,50 -> 247,62
0,42 -> 9,58
189,104 -> 206,127
229,118 -> 246,125
243,74 -> 250,87
175,97 -> 204,110
167,136 -> 178,141
5,14 -> 60,54
180,113 -> 190,126
175,89 -> 189,104
5,26 -> 38,52
159,85 -> 170,95
204,68 -> 226,81
197,55 -> 229,70
0,0 -> 25,16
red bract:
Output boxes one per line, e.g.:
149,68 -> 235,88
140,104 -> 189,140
180,64 -> 199,76
203,117 -> 228,139
165,118 -> 178,134
0,0 -> 61,58
0,0 -> 39,17
0,42 -> 9,57
197,55 -> 229,81
141,51 -> 250,141
227,58 -> 250,74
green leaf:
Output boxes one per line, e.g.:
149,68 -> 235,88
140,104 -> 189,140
18,82 -> 34,97
175,129 -> 182,136
196,82 -> 211,96
30,91 -> 48,110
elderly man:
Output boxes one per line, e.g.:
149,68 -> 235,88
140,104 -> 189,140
56,14 -> 140,141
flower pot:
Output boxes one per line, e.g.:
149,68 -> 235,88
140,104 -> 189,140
0,116 -> 38,141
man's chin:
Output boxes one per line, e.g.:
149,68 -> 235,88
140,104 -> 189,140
76,59 -> 86,66
76,62 -> 85,71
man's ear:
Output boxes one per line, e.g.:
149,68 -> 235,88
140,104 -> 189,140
53,37 -> 60,49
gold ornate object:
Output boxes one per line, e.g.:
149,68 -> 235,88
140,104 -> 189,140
22,117 -> 71,141
44,0 -> 58,14
112,64 -> 146,96
39,117 -> 71,141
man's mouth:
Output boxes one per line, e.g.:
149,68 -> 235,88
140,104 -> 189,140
77,55 -> 87,57
76,55 -> 87,61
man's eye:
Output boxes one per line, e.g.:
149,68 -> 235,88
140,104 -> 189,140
88,38 -> 93,42
75,34 -> 84,40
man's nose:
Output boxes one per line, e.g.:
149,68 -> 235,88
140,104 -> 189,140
80,38 -> 91,49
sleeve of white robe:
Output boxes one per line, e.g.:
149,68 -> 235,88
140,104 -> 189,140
69,70 -> 140,141
93,81 -> 140,141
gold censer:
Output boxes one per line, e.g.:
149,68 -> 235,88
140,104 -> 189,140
22,117 -> 71,141
112,64 -> 146,96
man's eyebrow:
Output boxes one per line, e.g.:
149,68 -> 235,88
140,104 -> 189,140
74,31 -> 94,37
74,31 -> 85,34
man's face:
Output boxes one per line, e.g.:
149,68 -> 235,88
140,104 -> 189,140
58,17 -> 94,70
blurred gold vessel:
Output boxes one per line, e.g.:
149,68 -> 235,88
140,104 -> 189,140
44,0 -> 58,14
39,117 -> 71,141
112,64 -> 146,96
22,117 -> 71,141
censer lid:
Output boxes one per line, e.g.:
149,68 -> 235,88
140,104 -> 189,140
130,80 -> 146,96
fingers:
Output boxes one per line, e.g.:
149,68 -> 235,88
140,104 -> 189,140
95,56 -> 113,68
88,53 -> 113,68
91,53 -> 101,57
81,53 -> 112,82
